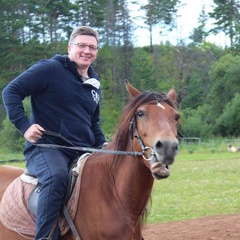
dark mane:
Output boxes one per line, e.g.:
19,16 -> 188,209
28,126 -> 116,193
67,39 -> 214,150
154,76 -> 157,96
109,91 -> 177,152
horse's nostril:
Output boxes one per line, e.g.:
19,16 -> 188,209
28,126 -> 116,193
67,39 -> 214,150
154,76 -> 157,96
155,140 -> 179,153
156,140 -> 163,149
175,143 -> 179,151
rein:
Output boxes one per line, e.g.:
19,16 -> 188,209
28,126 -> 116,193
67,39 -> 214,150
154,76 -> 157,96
34,142 -> 144,156
34,130 -> 145,157
35,110 -> 183,160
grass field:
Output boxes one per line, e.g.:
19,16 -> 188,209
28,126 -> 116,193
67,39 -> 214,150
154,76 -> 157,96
1,141 -> 240,224
148,142 -> 240,223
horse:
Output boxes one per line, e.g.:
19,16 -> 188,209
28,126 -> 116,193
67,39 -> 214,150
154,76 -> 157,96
0,81 -> 180,240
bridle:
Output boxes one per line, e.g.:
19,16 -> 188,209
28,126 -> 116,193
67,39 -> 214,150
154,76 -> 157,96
128,102 -> 183,162
129,113 -> 155,161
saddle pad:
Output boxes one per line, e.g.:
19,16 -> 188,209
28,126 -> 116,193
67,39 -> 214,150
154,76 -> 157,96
0,154 -> 89,237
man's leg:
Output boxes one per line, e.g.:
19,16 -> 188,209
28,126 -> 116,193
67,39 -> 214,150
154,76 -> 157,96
25,147 -> 70,240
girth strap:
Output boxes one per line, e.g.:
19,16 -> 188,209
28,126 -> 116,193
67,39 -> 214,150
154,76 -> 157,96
63,204 -> 81,240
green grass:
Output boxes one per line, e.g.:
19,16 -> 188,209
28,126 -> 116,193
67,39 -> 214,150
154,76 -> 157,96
1,142 -> 240,224
0,152 -> 24,161
0,152 -> 25,167
147,142 -> 240,223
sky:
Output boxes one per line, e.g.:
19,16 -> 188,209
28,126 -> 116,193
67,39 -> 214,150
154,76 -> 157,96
129,0 -> 230,47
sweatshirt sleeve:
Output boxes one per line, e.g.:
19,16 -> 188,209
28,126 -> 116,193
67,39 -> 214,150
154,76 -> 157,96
2,83 -> 31,135
2,60 -> 51,135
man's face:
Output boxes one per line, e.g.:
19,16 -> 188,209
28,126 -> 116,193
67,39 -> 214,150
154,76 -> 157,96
68,35 -> 98,69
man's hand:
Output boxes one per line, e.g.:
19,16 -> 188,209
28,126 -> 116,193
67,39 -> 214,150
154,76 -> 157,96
24,124 -> 45,143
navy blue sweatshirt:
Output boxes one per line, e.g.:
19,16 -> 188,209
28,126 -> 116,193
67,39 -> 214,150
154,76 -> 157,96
2,54 -> 106,155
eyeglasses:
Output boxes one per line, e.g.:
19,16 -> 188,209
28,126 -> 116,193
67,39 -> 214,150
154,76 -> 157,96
72,43 -> 98,52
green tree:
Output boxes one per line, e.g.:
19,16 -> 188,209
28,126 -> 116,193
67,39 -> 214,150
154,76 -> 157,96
190,4 -> 209,44
100,68 -> 122,137
0,117 -> 25,152
209,0 -> 240,49
0,98 -> 30,152
140,0 -> 180,51
217,93 -> 240,136
32,0 -> 75,42
207,53 -> 240,134
73,0 -> 105,27
130,47 -> 154,91
180,105 -> 212,138
181,42 -> 223,110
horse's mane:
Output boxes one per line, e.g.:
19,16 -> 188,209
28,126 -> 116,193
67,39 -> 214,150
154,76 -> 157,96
109,91 -> 177,153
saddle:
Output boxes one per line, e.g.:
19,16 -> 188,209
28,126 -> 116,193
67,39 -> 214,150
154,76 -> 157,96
27,159 -> 80,217
26,130 -> 88,216
0,153 -> 89,237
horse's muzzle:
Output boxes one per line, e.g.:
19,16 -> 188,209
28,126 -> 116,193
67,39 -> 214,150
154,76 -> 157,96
150,140 -> 179,179
154,140 -> 179,165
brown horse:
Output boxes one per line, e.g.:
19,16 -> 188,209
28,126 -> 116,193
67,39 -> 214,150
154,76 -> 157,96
0,81 -> 180,240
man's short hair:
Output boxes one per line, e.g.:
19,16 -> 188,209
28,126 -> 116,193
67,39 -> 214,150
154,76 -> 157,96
68,26 -> 99,45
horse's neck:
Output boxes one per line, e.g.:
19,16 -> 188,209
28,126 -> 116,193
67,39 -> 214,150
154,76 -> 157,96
113,156 -> 154,217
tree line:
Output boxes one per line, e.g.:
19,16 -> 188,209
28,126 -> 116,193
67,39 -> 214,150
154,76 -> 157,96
0,0 -> 240,152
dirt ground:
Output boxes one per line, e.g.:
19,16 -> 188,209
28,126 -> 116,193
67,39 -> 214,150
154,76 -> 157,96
142,214 -> 240,240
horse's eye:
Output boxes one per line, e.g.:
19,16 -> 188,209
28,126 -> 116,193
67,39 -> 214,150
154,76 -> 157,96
175,114 -> 180,121
136,111 -> 144,118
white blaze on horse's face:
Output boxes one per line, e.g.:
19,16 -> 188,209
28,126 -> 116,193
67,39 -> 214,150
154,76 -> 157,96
157,102 -> 165,109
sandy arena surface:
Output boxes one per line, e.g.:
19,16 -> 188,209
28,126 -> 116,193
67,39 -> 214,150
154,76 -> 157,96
142,214 -> 240,240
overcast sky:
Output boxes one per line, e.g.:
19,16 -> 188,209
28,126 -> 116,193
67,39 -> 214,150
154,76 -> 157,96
129,0 -> 230,47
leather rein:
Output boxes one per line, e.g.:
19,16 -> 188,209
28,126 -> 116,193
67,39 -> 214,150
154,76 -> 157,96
33,117 -> 150,159
34,114 -> 183,161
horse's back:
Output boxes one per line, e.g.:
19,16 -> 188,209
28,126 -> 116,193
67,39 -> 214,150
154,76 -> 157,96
0,165 -> 24,200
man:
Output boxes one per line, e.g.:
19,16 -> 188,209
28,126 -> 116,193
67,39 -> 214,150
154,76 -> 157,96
2,26 -> 107,240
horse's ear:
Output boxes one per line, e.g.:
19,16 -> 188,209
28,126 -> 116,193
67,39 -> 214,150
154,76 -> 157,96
167,88 -> 177,101
125,80 -> 141,99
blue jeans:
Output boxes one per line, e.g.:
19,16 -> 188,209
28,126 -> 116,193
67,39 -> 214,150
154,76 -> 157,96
25,147 -> 73,240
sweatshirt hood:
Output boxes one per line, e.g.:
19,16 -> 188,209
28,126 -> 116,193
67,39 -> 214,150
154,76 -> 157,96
52,54 -> 99,80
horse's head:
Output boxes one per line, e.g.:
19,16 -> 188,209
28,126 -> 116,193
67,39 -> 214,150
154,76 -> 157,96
125,80 -> 180,179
